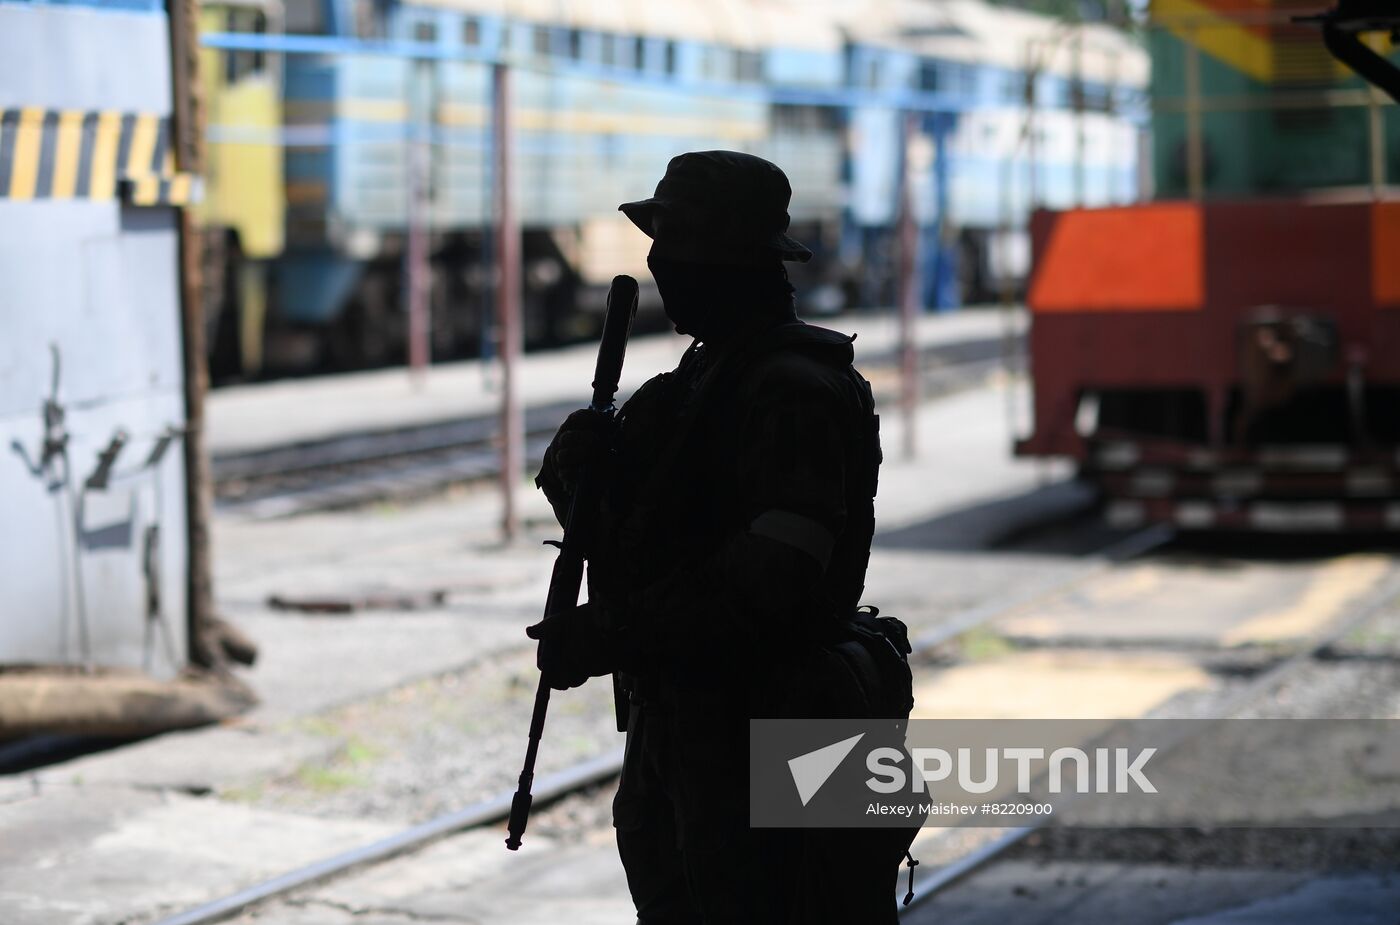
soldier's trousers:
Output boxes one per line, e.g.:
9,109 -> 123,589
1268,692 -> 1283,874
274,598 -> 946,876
614,698 -> 908,925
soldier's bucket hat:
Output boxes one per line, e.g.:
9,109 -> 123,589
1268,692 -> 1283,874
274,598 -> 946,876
619,150 -> 813,264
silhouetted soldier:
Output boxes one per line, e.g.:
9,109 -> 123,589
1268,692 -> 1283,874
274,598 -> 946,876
530,151 -> 915,923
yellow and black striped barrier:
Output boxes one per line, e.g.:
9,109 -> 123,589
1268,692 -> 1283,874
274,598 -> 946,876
0,108 -> 199,206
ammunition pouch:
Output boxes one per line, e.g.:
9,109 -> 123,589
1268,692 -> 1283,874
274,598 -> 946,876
753,605 -> 915,721
843,605 -> 914,719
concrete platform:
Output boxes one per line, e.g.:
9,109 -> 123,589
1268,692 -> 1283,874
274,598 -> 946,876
902,860 -> 1400,925
229,829 -> 635,925
0,784 -> 399,925
911,650 -> 1211,720
11,301 -> 1399,925
5,372 -> 1097,925
996,553 -> 1393,650
225,831 -> 1400,925
208,308 -> 1022,456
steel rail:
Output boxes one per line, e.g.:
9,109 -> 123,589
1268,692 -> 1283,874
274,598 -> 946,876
213,401 -> 579,483
214,335 -> 1013,484
213,335 -> 1018,518
147,748 -> 625,925
215,430 -> 556,519
218,357 -> 1005,518
898,559 -> 1400,916
149,522 -> 1165,925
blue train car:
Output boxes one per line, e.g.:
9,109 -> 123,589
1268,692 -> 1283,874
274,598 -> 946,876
837,0 -> 1148,306
257,0 -> 847,369
204,0 -> 1147,376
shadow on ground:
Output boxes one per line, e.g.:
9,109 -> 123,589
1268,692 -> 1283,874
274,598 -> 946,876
877,477 -> 1400,565
874,479 -> 1131,557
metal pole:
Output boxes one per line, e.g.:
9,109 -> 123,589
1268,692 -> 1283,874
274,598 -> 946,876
932,119 -> 952,312
493,61 -> 522,542
1369,84 -> 1385,200
1073,29 -> 1085,207
1107,50 -> 1120,205
405,60 -> 432,384
1026,47 -> 1040,210
1185,27 -> 1205,201
166,0 -> 217,667
897,112 -> 920,461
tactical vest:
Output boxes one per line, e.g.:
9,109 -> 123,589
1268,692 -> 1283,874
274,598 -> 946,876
594,321 -> 882,630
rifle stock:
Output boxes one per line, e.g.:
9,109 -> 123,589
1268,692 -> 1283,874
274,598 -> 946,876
505,275 -> 639,851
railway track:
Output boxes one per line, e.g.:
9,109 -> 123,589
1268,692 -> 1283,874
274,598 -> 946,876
899,555 -> 1400,918
146,519 -> 1400,924
213,334 -> 1018,519
148,525 -> 1170,925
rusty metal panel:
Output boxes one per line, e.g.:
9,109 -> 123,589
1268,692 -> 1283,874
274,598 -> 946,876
1028,204 -> 1205,313
1019,199 -> 1400,463
1371,201 -> 1400,308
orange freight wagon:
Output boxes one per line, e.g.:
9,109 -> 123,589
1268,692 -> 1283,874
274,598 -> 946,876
1016,198 -> 1400,531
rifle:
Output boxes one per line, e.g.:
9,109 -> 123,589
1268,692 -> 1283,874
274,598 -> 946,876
505,274 -> 639,851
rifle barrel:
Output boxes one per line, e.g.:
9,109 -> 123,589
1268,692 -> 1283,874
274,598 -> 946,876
506,275 -> 639,851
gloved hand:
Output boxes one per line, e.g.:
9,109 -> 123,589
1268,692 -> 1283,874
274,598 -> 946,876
547,409 -> 616,494
526,601 -> 615,690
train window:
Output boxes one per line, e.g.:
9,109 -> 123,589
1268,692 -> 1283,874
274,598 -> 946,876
355,0 -> 384,39
630,36 -> 645,70
773,104 -> 803,132
867,58 -> 881,88
710,48 -> 733,82
1083,83 -> 1112,113
943,63 -> 973,94
664,40 -> 677,75
462,17 -> 479,46
414,21 -> 436,43
772,104 -> 838,133
285,0 -> 323,35
601,33 -> 617,67
225,8 -> 267,82
568,28 -> 583,60
736,50 -> 763,83
533,25 -> 551,56
1003,71 -> 1022,102
919,62 -> 938,92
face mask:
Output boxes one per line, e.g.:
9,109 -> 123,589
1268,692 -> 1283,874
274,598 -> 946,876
648,256 -> 721,338
647,256 -> 793,342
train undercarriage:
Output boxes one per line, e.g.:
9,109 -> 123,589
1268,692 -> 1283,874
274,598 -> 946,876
203,215 -> 990,384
